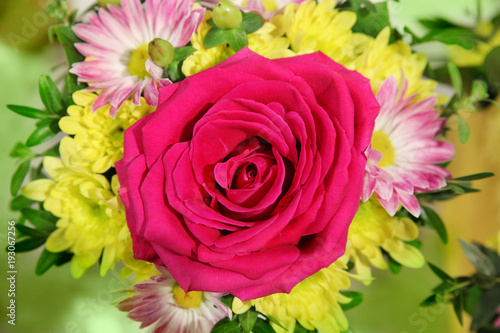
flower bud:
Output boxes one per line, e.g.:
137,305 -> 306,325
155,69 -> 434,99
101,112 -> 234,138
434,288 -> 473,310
148,38 -> 175,68
212,0 -> 242,30
97,0 -> 121,7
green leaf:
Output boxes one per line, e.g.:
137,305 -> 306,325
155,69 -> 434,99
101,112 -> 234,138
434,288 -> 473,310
484,46 -> 500,92
6,104 -> 50,119
421,206 -> 448,244
471,283 -> 500,330
428,262 -> 454,283
204,27 -> 230,48
10,160 -> 30,196
293,323 -> 310,333
35,248 -> 67,276
12,236 -> 47,252
15,224 -> 47,238
469,80 -> 490,103
453,292 -> 464,325
239,310 -> 258,333
63,74 -> 86,107
421,28 -> 477,50
253,319 -> 276,333
203,27 -> 248,52
351,2 -> 390,38
39,75 -> 63,114
10,195 -> 34,211
240,12 -> 264,34
463,284 -> 483,316
226,28 -> 248,52
388,254 -> 403,274
419,18 -> 457,30
26,119 -> 59,147
52,25 -> 85,67
266,315 -> 287,331
339,291 -> 364,311
10,142 -> 35,159
404,239 -> 423,249
457,116 -> 470,144
448,62 -> 463,97
452,172 -> 495,181
211,318 -> 241,333
21,208 -> 58,232
421,294 -> 438,307
459,239 -> 497,276
220,294 -> 235,308
173,46 -> 197,62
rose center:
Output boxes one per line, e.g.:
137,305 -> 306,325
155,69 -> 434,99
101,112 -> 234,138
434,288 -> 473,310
172,284 -> 204,308
371,130 -> 396,167
232,163 -> 258,188
128,43 -> 151,79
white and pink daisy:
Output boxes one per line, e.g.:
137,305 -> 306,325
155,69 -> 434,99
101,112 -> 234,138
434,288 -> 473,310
70,0 -> 204,117
362,76 -> 454,217
117,267 -> 231,333
201,0 -> 307,19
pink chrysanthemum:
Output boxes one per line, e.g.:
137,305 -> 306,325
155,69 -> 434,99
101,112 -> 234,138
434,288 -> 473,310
362,76 -> 454,217
71,0 -> 204,117
117,267 -> 231,333
201,0 -> 307,19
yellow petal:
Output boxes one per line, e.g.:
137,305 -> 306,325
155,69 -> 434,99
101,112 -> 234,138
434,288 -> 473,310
232,298 -> 251,314
59,116 -> 86,134
46,228 -> 72,252
43,156 -> 65,180
21,179 -> 55,201
72,91 -> 96,107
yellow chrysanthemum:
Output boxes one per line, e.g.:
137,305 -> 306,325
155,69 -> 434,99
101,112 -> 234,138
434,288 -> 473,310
351,27 -> 445,104
232,256 -> 363,333
448,22 -> 500,67
182,11 -> 293,77
21,156 -> 127,278
276,0 -> 358,63
347,198 -> 425,281
59,91 -> 154,174
275,1 -> 445,104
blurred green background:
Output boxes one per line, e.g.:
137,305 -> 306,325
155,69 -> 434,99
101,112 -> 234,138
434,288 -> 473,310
1,0 -> 499,332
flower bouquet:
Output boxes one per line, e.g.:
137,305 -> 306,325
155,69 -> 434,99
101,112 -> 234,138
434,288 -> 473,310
6,0 -> 500,332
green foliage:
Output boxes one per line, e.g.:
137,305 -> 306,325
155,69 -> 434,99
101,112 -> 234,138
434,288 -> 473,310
339,291 -> 364,311
204,12 -> 263,52
423,240 -> 500,331
417,172 -> 494,202
211,309 -> 276,333
420,206 -> 448,244
35,249 -> 73,276
167,46 -> 197,82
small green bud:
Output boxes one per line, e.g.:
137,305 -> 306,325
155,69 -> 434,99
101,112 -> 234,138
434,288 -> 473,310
97,0 -> 121,7
148,38 -> 175,68
212,0 -> 242,30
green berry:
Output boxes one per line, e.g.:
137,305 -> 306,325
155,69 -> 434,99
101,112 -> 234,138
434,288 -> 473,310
148,38 -> 175,68
212,0 -> 242,30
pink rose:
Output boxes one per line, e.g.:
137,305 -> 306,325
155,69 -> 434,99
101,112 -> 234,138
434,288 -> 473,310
116,48 -> 379,300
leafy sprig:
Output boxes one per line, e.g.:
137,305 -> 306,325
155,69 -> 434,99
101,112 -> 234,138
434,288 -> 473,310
423,240 -> 500,331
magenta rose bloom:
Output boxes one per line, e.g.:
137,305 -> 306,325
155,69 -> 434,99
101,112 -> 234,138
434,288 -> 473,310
116,48 -> 379,300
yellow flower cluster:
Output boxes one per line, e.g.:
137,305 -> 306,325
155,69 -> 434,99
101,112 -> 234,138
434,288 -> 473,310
21,91 -> 157,280
347,198 -> 425,281
182,10 -> 294,77
59,92 -> 154,174
233,255 -> 364,333
185,0 -> 443,105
